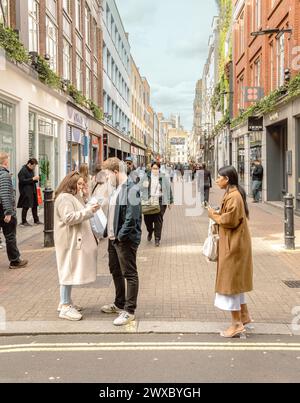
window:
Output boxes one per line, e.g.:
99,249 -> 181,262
46,16 -> 57,71
254,58 -> 261,86
102,43 -> 106,71
93,21 -> 98,58
46,0 -> 57,20
239,12 -> 245,55
86,67 -> 91,99
0,0 -> 9,26
93,74 -> 98,103
76,54 -> 83,91
63,15 -> 71,39
63,0 -> 71,14
254,0 -> 261,30
63,39 -> 72,80
277,34 -> 285,87
28,0 -> 39,52
75,0 -> 81,31
85,4 -> 91,47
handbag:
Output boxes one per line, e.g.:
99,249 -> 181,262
90,208 -> 107,239
202,219 -> 219,262
37,186 -> 43,206
142,180 -> 161,215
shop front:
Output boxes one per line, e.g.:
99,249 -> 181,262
66,105 -> 88,172
89,118 -> 104,172
29,111 -> 60,189
0,98 -> 16,184
103,125 -> 131,162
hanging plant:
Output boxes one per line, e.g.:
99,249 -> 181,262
35,56 -> 61,89
0,24 -> 29,63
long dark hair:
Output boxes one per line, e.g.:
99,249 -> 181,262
218,166 -> 249,219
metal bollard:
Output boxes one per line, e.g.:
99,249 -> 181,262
43,188 -> 54,248
284,194 -> 295,250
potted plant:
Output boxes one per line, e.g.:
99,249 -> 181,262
39,158 -> 51,189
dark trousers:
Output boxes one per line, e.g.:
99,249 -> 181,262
108,239 -> 139,315
144,205 -> 167,241
22,206 -> 39,224
0,215 -> 21,263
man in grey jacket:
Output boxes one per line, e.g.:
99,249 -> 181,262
0,152 -> 28,269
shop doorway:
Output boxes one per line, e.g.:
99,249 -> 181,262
266,120 -> 288,201
296,118 -> 300,212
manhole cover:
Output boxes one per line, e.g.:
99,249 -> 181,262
80,275 -> 112,289
283,281 -> 300,288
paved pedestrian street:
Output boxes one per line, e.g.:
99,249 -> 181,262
1,187 -> 300,334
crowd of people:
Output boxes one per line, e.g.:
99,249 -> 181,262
0,150 -> 258,337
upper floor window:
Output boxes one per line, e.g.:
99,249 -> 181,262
0,0 -> 9,26
28,0 -> 39,52
75,0 -> 81,31
254,58 -> 261,87
62,0 -> 71,14
254,0 -> 262,30
46,0 -> 57,21
85,4 -> 91,47
46,16 -> 57,71
239,11 -> 245,55
277,34 -> 285,87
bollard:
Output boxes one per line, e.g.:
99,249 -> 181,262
43,188 -> 54,248
284,193 -> 295,250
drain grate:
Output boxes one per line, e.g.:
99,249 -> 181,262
283,280 -> 300,289
80,275 -> 112,289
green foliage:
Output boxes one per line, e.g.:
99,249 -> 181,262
67,84 -> 88,107
0,24 -> 29,63
87,100 -> 104,121
230,76 -> 300,129
36,56 -> 61,88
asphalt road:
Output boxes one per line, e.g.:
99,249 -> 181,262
0,333 -> 300,384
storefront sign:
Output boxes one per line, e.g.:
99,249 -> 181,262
67,105 -> 88,130
248,116 -> 263,132
269,112 -> 279,122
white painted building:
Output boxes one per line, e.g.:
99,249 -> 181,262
102,0 -> 131,159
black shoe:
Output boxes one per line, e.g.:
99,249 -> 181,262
9,259 -> 28,269
155,240 -> 160,247
20,222 -> 32,227
147,232 -> 153,242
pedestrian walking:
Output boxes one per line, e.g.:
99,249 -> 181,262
198,163 -> 212,205
54,171 -> 100,321
142,161 -> 173,247
208,165 -> 253,338
101,157 -> 142,326
17,158 -> 42,226
0,152 -> 28,269
251,160 -> 263,203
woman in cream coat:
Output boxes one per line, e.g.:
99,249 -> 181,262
54,171 -> 100,321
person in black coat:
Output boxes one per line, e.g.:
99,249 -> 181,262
197,163 -> 212,204
17,158 -> 41,226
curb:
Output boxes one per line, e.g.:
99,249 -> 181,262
0,321 -> 297,336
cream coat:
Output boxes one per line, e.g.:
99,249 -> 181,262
54,193 -> 98,285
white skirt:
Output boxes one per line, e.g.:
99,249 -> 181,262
215,293 -> 246,311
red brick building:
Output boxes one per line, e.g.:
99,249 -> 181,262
232,0 -> 300,210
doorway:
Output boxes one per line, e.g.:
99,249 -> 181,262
266,120 -> 288,201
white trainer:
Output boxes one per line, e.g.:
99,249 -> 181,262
113,311 -> 135,326
57,302 -> 83,312
101,303 -> 123,314
59,305 -> 82,321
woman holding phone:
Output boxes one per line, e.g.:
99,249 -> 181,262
208,166 -> 253,338
54,171 -> 100,321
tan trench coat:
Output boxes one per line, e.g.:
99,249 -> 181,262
54,193 -> 98,285
208,187 -> 253,295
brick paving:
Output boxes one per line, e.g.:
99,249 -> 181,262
1,185 -> 300,325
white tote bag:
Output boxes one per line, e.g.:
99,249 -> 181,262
88,197 -> 107,239
202,219 -> 219,262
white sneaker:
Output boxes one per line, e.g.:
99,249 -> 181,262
113,311 -> 135,326
57,302 -> 83,312
59,305 -> 82,321
101,303 -> 123,314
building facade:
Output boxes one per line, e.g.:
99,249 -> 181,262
232,0 -> 300,210
102,0 -> 131,161
0,0 -> 104,191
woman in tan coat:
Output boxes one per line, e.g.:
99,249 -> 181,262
208,166 -> 253,338
54,171 -> 100,321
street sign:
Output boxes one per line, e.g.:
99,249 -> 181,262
248,116 -> 263,132
244,87 -> 264,102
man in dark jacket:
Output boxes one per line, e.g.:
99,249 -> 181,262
0,152 -> 28,269
17,158 -> 41,226
198,163 -> 212,204
101,157 -> 142,326
252,160 -> 263,203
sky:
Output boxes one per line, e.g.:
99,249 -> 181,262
115,0 -> 218,131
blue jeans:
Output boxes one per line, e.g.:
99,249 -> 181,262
252,180 -> 262,202
60,285 -> 72,305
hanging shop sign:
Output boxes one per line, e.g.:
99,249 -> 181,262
248,116 -> 263,132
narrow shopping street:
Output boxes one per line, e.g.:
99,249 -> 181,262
1,186 -> 300,334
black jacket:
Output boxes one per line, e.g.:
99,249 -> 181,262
105,179 -> 142,246
252,165 -> 263,181
17,165 -> 38,209
0,166 -> 16,217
